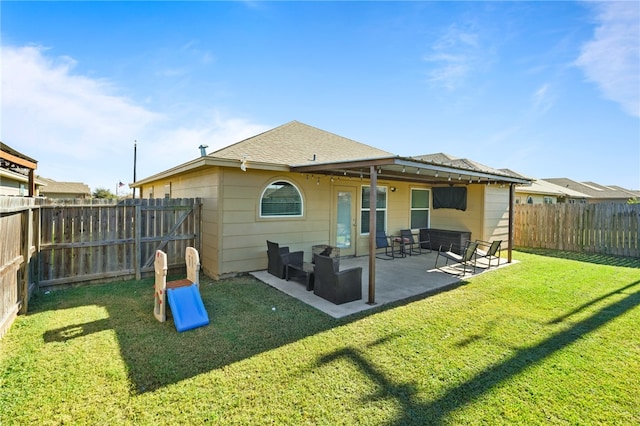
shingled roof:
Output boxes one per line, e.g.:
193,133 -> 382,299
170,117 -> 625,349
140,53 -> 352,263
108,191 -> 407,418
38,177 -> 91,196
544,178 -> 636,201
411,153 -> 517,179
210,121 -> 392,166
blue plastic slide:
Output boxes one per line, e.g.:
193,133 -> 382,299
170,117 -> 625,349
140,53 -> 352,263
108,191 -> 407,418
166,284 -> 210,332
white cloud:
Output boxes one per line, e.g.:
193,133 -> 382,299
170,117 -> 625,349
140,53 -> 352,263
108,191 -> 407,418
1,45 -> 268,192
532,83 -> 555,115
423,24 -> 486,91
576,2 -> 640,118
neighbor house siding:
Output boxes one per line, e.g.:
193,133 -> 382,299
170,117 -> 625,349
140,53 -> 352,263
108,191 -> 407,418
515,193 -> 557,204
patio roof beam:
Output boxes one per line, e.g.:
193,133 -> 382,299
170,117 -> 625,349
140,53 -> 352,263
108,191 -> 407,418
292,157 -> 531,185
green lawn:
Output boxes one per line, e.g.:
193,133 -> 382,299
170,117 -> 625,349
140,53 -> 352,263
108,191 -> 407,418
1,250 -> 638,425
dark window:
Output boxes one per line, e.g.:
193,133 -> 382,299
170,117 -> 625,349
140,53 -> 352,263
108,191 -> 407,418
260,181 -> 303,217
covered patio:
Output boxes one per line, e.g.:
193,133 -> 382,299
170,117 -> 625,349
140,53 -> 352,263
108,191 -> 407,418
252,250 -> 512,318
290,155 -> 530,311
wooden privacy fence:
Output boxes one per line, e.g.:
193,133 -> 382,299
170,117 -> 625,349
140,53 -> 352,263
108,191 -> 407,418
38,198 -> 202,288
1,197 -> 201,337
514,203 -> 640,258
0,197 -> 37,338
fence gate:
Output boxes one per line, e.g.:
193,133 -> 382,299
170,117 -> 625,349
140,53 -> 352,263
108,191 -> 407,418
37,198 -> 202,289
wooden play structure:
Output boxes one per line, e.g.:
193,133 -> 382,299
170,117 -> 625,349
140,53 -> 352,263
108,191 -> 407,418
154,247 -> 209,332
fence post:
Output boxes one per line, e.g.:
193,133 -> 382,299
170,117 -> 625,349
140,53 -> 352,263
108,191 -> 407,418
19,208 -> 33,314
135,203 -> 141,280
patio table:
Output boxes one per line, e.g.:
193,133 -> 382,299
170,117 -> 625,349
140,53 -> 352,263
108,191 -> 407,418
285,262 -> 315,291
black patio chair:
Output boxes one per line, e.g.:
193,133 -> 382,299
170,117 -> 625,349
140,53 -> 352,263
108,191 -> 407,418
398,229 -> 432,255
434,240 -> 479,276
266,240 -> 304,279
313,254 -> 362,305
375,230 -> 402,259
475,240 -> 502,268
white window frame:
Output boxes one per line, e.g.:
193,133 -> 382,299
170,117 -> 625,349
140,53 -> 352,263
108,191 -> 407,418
410,188 -> 430,230
360,185 -> 387,235
259,180 -> 304,218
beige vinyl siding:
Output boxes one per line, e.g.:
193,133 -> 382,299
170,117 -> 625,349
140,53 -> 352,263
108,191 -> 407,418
482,185 -> 510,246
429,185 -> 483,241
218,169 -> 334,277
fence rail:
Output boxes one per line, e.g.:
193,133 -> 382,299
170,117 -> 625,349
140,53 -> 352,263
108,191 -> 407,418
1,197 -> 201,337
514,203 -> 640,258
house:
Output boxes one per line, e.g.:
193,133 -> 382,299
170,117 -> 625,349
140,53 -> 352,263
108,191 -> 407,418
544,178 -> 638,204
508,174 -> 591,205
0,142 -> 41,197
38,177 -> 91,199
131,121 -> 531,281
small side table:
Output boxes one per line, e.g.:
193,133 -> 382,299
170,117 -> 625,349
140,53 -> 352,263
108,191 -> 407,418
285,262 -> 315,291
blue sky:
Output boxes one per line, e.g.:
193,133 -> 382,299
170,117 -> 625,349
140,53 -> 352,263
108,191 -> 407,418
2,1 -> 639,193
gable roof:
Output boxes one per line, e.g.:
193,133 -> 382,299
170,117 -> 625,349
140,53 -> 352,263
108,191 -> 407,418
211,121 -> 392,166
543,178 -> 635,200
134,121 -> 532,187
38,177 -> 91,196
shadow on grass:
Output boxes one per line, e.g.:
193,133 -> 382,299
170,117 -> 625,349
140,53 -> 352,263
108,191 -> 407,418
317,281 -> 640,425
516,247 -> 640,268
35,273 -> 470,395
34,275 -> 341,393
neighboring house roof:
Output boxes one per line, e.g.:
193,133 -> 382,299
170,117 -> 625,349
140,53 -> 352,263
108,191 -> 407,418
211,121 -> 393,166
414,153 -> 516,179
38,177 -> 91,197
609,185 -> 640,198
544,178 -> 635,200
516,178 -> 591,199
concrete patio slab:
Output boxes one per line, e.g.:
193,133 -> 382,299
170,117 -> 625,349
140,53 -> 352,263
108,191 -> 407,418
252,250 -> 512,318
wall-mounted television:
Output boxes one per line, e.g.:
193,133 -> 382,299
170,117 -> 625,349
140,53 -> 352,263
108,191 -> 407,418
432,186 -> 467,211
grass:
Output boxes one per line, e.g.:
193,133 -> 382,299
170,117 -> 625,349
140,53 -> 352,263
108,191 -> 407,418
1,250 -> 638,425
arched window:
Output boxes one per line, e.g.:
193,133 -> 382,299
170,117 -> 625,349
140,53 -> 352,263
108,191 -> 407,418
260,181 -> 303,217
527,196 -> 534,204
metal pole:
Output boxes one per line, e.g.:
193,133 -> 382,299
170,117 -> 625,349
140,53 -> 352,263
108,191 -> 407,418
368,165 -> 377,305
133,140 -> 137,199
508,183 -> 514,263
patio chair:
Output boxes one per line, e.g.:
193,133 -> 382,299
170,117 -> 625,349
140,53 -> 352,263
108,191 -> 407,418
397,229 -> 432,255
434,240 -> 479,276
375,230 -> 402,259
266,240 -> 304,279
313,254 -> 362,304
475,240 -> 502,268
